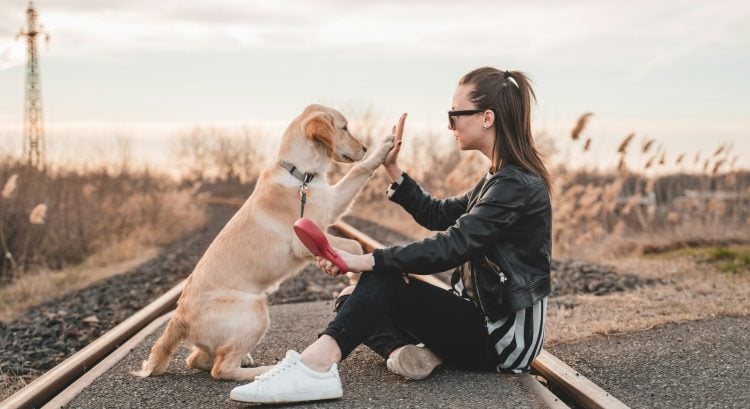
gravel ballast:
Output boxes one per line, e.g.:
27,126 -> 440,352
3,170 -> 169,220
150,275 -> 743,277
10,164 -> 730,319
1,209 -> 659,385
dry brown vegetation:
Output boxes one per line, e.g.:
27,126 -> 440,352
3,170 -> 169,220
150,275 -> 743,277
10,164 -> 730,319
2,110 -> 747,345
176,126 -> 266,185
545,245 -> 750,346
348,113 -> 749,263
0,156 -> 205,287
342,112 -> 749,344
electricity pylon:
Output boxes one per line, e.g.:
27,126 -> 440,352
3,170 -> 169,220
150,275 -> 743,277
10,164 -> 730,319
16,1 -> 50,167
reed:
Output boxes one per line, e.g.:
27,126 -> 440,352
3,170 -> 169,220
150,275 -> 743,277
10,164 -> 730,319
2,174 -> 17,199
570,112 -> 593,140
28,204 -> 46,225
617,133 -> 635,154
642,139 -> 655,154
352,112 -> 749,261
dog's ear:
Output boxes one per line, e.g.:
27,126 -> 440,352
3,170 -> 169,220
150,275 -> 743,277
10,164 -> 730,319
303,112 -> 335,153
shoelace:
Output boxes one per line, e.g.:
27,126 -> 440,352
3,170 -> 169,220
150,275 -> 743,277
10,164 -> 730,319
256,354 -> 297,382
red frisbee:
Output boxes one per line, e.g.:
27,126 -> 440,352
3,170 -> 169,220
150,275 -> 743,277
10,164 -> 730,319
293,218 -> 349,273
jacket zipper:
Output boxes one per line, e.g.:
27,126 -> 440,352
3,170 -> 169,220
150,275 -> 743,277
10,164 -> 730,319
466,176 -> 492,318
470,259 -> 488,318
484,255 -> 508,285
484,255 -> 501,273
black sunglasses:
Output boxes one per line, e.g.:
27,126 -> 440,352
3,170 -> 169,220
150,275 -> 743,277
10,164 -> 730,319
448,109 -> 484,129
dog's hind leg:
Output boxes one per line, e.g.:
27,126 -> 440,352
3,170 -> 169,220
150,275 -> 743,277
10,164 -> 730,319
132,316 -> 188,377
209,296 -> 270,380
211,346 -> 272,381
241,353 -> 254,367
186,347 -> 214,372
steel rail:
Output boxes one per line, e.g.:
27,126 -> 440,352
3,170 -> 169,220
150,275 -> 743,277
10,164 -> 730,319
1,284 -> 185,409
332,220 -> 629,409
2,198 -> 629,409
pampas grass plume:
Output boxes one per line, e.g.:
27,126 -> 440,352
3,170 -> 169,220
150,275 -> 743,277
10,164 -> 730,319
642,139 -> 655,154
571,112 -> 593,140
617,133 -> 635,154
583,138 -> 592,152
29,204 -> 47,225
2,174 -> 18,199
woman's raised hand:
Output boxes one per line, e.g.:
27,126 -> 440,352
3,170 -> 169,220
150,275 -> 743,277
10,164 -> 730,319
383,113 -> 406,179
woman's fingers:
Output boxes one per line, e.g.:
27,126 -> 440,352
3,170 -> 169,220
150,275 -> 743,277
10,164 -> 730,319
317,256 -> 341,276
394,113 -> 406,144
383,114 -> 406,166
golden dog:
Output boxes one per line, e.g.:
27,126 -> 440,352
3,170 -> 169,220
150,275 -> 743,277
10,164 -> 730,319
134,104 -> 394,381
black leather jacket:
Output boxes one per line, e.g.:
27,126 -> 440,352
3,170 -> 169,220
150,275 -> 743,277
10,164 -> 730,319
372,165 -> 552,321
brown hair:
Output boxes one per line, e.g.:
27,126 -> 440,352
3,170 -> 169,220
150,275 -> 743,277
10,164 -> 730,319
459,67 -> 552,192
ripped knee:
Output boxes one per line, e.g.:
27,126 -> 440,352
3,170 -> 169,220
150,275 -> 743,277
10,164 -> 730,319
333,285 -> 356,312
338,285 -> 356,297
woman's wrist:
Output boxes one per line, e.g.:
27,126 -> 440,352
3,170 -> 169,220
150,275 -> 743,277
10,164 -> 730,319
384,164 -> 403,183
357,254 -> 375,272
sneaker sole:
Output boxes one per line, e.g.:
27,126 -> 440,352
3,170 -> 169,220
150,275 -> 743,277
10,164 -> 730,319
230,388 -> 343,403
387,345 -> 442,380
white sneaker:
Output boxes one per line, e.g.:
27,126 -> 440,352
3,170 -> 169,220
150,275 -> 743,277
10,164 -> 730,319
229,350 -> 343,403
386,344 -> 442,380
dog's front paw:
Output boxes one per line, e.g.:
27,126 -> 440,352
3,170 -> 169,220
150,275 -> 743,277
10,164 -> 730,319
360,135 -> 395,171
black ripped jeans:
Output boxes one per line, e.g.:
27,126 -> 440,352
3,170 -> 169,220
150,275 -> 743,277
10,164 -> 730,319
321,271 -> 498,371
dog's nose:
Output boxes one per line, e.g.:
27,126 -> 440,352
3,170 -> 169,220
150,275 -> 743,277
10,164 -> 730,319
363,146 -> 368,152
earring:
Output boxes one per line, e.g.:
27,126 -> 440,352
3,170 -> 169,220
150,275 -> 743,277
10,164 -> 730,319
482,124 -> 488,130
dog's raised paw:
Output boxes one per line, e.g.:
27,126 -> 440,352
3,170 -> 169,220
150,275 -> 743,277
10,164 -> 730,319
359,138 -> 394,170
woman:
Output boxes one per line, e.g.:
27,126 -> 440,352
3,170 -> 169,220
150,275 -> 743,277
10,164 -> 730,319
231,67 -> 553,404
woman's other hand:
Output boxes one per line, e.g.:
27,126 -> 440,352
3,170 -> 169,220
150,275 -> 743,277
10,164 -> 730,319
383,113 -> 406,182
315,250 -> 374,277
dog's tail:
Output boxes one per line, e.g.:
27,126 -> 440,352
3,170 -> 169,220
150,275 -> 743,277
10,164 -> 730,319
131,316 -> 188,377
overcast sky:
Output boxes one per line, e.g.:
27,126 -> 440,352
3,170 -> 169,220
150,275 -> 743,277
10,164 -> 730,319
0,0 -> 748,169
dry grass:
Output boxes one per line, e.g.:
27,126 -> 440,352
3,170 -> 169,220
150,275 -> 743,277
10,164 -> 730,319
571,112 -> 593,141
0,239 -> 158,321
175,126 -> 266,183
344,111 -> 749,345
545,245 -> 750,346
0,157 -> 206,285
354,111 -> 749,262
1,372 -> 34,401
355,163 -> 749,263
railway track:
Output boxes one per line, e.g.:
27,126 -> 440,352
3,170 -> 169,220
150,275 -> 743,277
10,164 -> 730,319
1,201 -> 629,409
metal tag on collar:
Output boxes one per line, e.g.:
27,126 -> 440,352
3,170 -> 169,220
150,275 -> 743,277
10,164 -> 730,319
299,184 -> 308,217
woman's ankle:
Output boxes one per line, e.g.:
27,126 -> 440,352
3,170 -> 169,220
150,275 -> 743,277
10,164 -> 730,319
300,356 -> 333,373
300,335 -> 342,372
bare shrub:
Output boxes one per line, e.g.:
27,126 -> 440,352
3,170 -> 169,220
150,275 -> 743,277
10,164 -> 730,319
0,157 -> 205,285
175,126 -> 266,185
